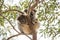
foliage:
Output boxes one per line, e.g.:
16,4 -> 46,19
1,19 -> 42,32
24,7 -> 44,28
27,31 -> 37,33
0,0 -> 60,40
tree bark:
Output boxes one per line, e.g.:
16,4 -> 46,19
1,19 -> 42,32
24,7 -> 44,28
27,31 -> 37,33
32,30 -> 37,40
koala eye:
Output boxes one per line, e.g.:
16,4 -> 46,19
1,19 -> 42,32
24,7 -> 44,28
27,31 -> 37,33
33,10 -> 36,12
35,22 -> 37,23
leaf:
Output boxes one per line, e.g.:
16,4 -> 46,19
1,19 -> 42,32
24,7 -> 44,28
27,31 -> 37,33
0,17 -> 4,26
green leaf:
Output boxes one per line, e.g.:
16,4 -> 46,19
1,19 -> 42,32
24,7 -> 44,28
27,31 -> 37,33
0,17 -> 4,26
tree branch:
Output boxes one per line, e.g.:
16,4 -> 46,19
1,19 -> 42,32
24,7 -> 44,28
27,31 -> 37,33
7,33 -> 32,40
29,0 -> 44,11
2,9 -> 24,14
27,0 -> 44,40
29,0 -> 39,11
7,33 -> 22,40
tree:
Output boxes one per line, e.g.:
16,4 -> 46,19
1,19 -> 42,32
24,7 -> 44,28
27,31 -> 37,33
0,0 -> 60,40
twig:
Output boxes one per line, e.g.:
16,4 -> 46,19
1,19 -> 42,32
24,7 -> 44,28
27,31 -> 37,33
7,33 -> 22,40
0,13 -> 20,33
2,9 -> 24,14
22,33 -> 32,40
7,33 -> 32,40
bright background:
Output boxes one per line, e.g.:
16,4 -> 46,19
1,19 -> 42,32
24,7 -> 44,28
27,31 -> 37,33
0,0 -> 60,40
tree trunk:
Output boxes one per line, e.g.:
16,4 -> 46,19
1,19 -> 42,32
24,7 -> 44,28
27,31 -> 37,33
32,30 -> 37,40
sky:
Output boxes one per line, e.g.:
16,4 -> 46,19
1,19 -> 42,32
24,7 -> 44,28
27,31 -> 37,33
0,0 -> 60,40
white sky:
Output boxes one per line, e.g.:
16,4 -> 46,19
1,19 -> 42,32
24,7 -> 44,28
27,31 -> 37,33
0,0 -> 60,40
